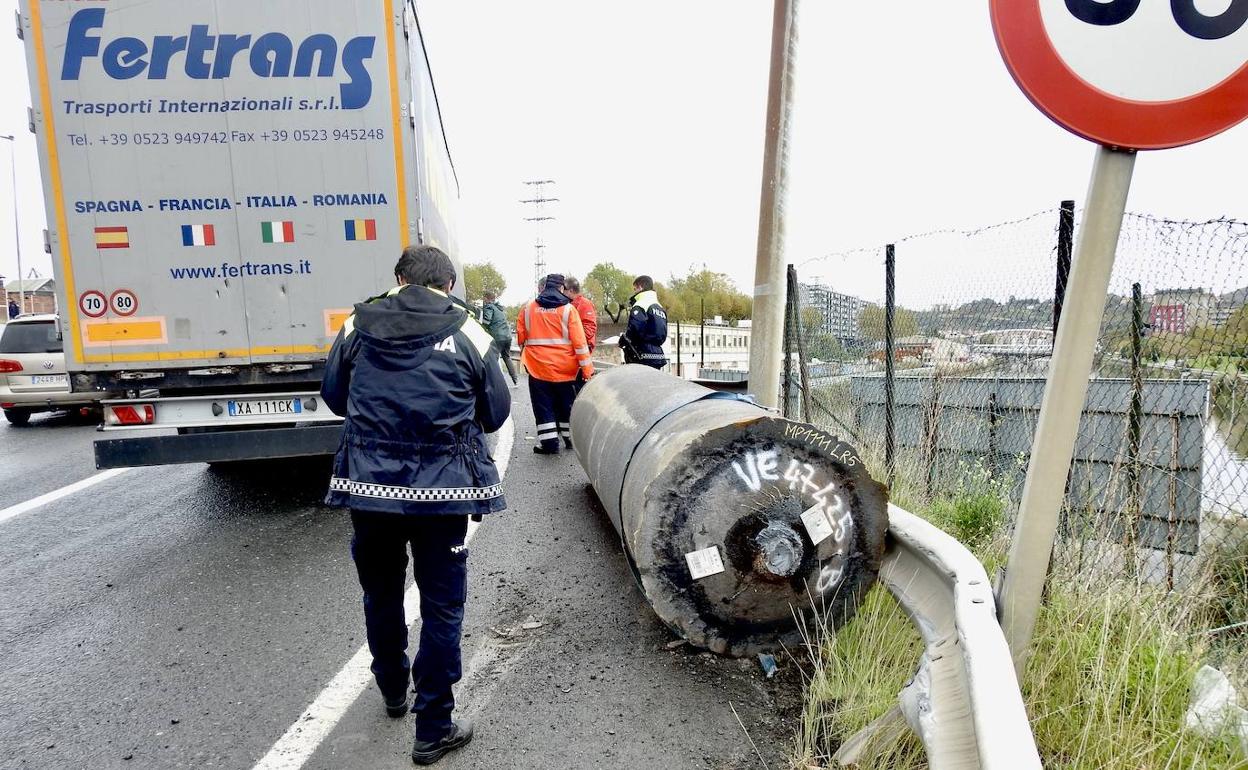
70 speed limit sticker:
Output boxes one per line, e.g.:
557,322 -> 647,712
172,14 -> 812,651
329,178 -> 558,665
992,0 -> 1248,149
78,290 -> 107,318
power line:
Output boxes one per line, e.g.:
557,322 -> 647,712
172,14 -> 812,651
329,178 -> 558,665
522,179 -> 558,290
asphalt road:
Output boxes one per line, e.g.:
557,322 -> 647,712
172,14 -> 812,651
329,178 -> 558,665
0,381 -> 802,769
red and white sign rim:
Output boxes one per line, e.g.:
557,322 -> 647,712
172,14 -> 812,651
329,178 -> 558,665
78,290 -> 107,318
991,0 -> 1248,150
108,289 -> 138,317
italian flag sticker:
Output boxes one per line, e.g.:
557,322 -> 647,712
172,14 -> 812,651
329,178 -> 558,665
262,221 -> 295,244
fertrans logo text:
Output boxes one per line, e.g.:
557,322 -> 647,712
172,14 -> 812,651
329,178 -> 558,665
60,8 -> 377,110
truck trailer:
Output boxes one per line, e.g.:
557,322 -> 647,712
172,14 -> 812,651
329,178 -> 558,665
17,0 -> 460,467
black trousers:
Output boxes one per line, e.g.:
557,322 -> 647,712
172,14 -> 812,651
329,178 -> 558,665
529,377 -> 576,451
496,339 -> 518,383
350,511 -> 469,741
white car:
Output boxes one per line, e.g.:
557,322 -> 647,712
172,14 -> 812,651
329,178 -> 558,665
0,314 -> 108,426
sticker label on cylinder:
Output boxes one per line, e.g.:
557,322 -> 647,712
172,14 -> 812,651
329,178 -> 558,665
685,546 -> 726,580
800,503 -> 835,545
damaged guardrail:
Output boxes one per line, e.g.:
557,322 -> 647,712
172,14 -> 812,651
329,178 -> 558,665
834,503 -> 1042,769
572,367 -> 1040,766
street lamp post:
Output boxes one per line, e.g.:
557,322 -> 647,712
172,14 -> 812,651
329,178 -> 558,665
0,136 -> 22,317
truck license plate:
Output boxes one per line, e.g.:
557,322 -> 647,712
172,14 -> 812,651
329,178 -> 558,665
227,398 -> 303,417
30,375 -> 68,385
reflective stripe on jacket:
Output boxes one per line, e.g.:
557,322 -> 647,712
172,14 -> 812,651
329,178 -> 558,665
321,285 -> 511,516
622,290 -> 668,368
517,300 -> 594,382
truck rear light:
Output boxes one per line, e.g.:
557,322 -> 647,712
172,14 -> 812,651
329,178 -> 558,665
0,402 -> 14,409
0,359 -> 23,373
105,404 -> 155,426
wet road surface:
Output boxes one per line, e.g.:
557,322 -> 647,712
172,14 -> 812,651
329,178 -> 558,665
0,383 -> 801,769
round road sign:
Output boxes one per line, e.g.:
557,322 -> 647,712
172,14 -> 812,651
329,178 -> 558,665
991,0 -> 1248,149
109,289 -> 138,317
78,290 -> 107,318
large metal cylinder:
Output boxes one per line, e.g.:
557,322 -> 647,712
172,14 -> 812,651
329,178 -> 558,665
571,366 -> 889,656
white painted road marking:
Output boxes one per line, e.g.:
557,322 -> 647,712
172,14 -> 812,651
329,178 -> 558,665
251,416 -> 515,770
0,468 -> 131,526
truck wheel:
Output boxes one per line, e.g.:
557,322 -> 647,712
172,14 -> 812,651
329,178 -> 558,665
3,409 -> 32,426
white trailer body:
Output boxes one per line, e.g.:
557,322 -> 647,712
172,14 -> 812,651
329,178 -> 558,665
17,0 -> 460,466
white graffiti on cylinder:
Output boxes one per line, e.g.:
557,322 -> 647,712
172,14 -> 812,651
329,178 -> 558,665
731,446 -> 856,591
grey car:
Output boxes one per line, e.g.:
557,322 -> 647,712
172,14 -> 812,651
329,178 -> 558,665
0,314 -> 111,426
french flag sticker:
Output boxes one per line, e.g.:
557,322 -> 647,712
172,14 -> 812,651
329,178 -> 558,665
181,224 -> 216,247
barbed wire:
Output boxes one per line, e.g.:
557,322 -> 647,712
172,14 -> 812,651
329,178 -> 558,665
797,207 -> 1060,271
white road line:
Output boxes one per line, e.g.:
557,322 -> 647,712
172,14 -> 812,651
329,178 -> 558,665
0,468 -> 131,526
251,416 -> 515,770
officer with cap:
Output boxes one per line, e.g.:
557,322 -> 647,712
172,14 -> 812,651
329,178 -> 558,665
322,245 -> 510,764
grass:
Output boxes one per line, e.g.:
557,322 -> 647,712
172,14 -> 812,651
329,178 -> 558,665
791,458 -> 1248,770
1190,354 -> 1246,376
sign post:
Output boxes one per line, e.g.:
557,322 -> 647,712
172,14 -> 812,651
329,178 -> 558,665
989,0 -> 1248,674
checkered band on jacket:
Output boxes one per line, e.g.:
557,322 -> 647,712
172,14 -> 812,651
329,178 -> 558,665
330,477 -> 504,502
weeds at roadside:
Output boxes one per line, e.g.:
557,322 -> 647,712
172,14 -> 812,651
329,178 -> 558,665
791,476 -> 1248,770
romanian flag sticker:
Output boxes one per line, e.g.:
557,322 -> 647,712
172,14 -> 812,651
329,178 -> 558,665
181,224 -> 216,247
94,226 -> 129,249
344,219 -> 377,242
261,221 -> 295,244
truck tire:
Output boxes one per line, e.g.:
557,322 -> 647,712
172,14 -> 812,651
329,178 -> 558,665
3,409 -> 32,426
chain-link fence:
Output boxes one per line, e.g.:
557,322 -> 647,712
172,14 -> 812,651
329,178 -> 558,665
787,207 -> 1248,682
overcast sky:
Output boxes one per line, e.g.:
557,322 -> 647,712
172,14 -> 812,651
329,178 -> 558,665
2,0 -> 1245,307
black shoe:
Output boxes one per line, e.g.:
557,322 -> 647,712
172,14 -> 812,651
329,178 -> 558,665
385,692 -> 410,719
533,445 -> 558,455
562,437 -> 573,450
411,720 -> 474,765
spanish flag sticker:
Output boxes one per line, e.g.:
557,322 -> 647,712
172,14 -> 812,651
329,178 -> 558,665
95,226 -> 129,249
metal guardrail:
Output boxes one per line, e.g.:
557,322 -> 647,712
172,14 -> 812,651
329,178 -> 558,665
694,368 -> 750,383
834,504 -> 1041,769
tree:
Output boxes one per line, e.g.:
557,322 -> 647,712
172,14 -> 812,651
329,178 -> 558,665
463,263 -> 506,305
798,306 -> 824,337
1221,305 -> 1248,355
662,268 -> 753,323
807,334 -> 847,362
858,305 -> 919,342
584,263 -> 636,315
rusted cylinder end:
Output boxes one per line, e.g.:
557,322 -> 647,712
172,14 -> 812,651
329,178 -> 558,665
754,522 -> 805,579
620,408 -> 889,657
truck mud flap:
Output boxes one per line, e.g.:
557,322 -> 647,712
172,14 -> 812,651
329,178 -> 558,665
95,425 -> 343,469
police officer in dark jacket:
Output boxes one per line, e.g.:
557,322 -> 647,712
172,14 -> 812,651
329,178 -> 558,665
620,275 -> 668,369
322,245 -> 510,765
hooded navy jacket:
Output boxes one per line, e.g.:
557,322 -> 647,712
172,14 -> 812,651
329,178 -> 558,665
321,285 -> 511,516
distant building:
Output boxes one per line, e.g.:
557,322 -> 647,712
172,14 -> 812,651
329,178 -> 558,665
1150,288 -> 1216,333
1211,302 -> 1238,328
1150,304 -> 1186,334
3,277 -> 57,316
800,283 -> 870,346
600,319 -> 753,379
667,319 -> 752,379
869,335 -> 932,363
930,338 -> 971,365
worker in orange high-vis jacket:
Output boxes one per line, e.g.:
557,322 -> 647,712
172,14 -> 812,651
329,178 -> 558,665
561,276 -> 597,397
517,274 -> 594,454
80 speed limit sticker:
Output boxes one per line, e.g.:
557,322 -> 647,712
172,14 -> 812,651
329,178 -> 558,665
992,0 -> 1248,149
109,289 -> 138,317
